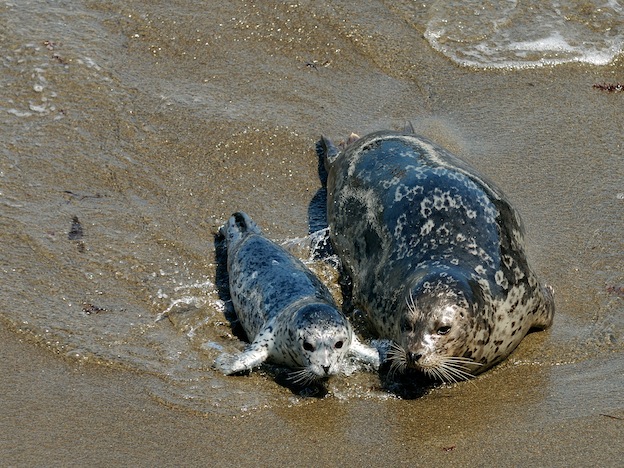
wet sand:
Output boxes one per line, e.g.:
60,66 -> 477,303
2,324 -> 622,466
2,1 -> 623,465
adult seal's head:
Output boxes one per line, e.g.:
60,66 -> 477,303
320,130 -> 555,383
390,268 -> 487,381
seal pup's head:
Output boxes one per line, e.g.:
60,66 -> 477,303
287,303 -> 353,385
387,269 -> 483,382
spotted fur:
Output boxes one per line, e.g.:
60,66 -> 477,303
214,212 -> 379,380
321,130 -> 554,381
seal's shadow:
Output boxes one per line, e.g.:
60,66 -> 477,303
213,232 -> 246,342
378,365 -> 439,399
309,137 -> 439,399
213,230 -> 329,398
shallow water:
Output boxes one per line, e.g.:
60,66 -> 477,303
425,0 -> 624,69
1,0 -> 623,452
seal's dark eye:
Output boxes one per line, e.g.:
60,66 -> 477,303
437,326 -> 451,335
334,340 -> 343,349
303,341 -> 315,352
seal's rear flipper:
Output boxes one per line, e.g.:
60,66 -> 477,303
220,211 -> 261,249
532,284 -> 555,330
317,136 -> 339,172
343,133 -> 360,147
318,133 -> 361,171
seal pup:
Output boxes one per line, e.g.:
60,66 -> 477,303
319,130 -> 554,382
215,212 -> 379,384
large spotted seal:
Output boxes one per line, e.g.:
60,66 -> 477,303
215,211 -> 379,384
320,130 -> 554,382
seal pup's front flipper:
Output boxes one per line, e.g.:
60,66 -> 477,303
214,327 -> 273,375
317,133 -> 361,167
348,336 -> 381,369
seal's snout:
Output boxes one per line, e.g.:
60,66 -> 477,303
407,352 -> 423,366
322,365 -> 331,375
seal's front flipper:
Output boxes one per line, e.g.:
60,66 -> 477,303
214,342 -> 270,375
349,336 -> 381,370
531,284 -> 555,330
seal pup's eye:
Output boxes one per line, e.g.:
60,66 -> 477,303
437,326 -> 451,335
334,340 -> 343,349
303,341 -> 315,352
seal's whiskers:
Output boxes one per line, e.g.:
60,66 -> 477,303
426,356 -> 480,384
288,368 -> 318,386
406,290 -> 418,316
386,342 -> 408,377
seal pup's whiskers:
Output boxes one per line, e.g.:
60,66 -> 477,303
288,367 -> 320,387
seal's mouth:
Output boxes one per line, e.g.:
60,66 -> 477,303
387,342 -> 480,383
413,356 -> 478,383
288,366 -> 331,386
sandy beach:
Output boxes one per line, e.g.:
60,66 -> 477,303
1,1 -> 622,465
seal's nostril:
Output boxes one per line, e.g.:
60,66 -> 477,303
322,365 -> 330,374
408,352 -> 422,364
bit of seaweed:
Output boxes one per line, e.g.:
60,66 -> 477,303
68,216 -> 83,240
592,82 -> 624,92
605,284 -> 624,298
82,303 -> 109,315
